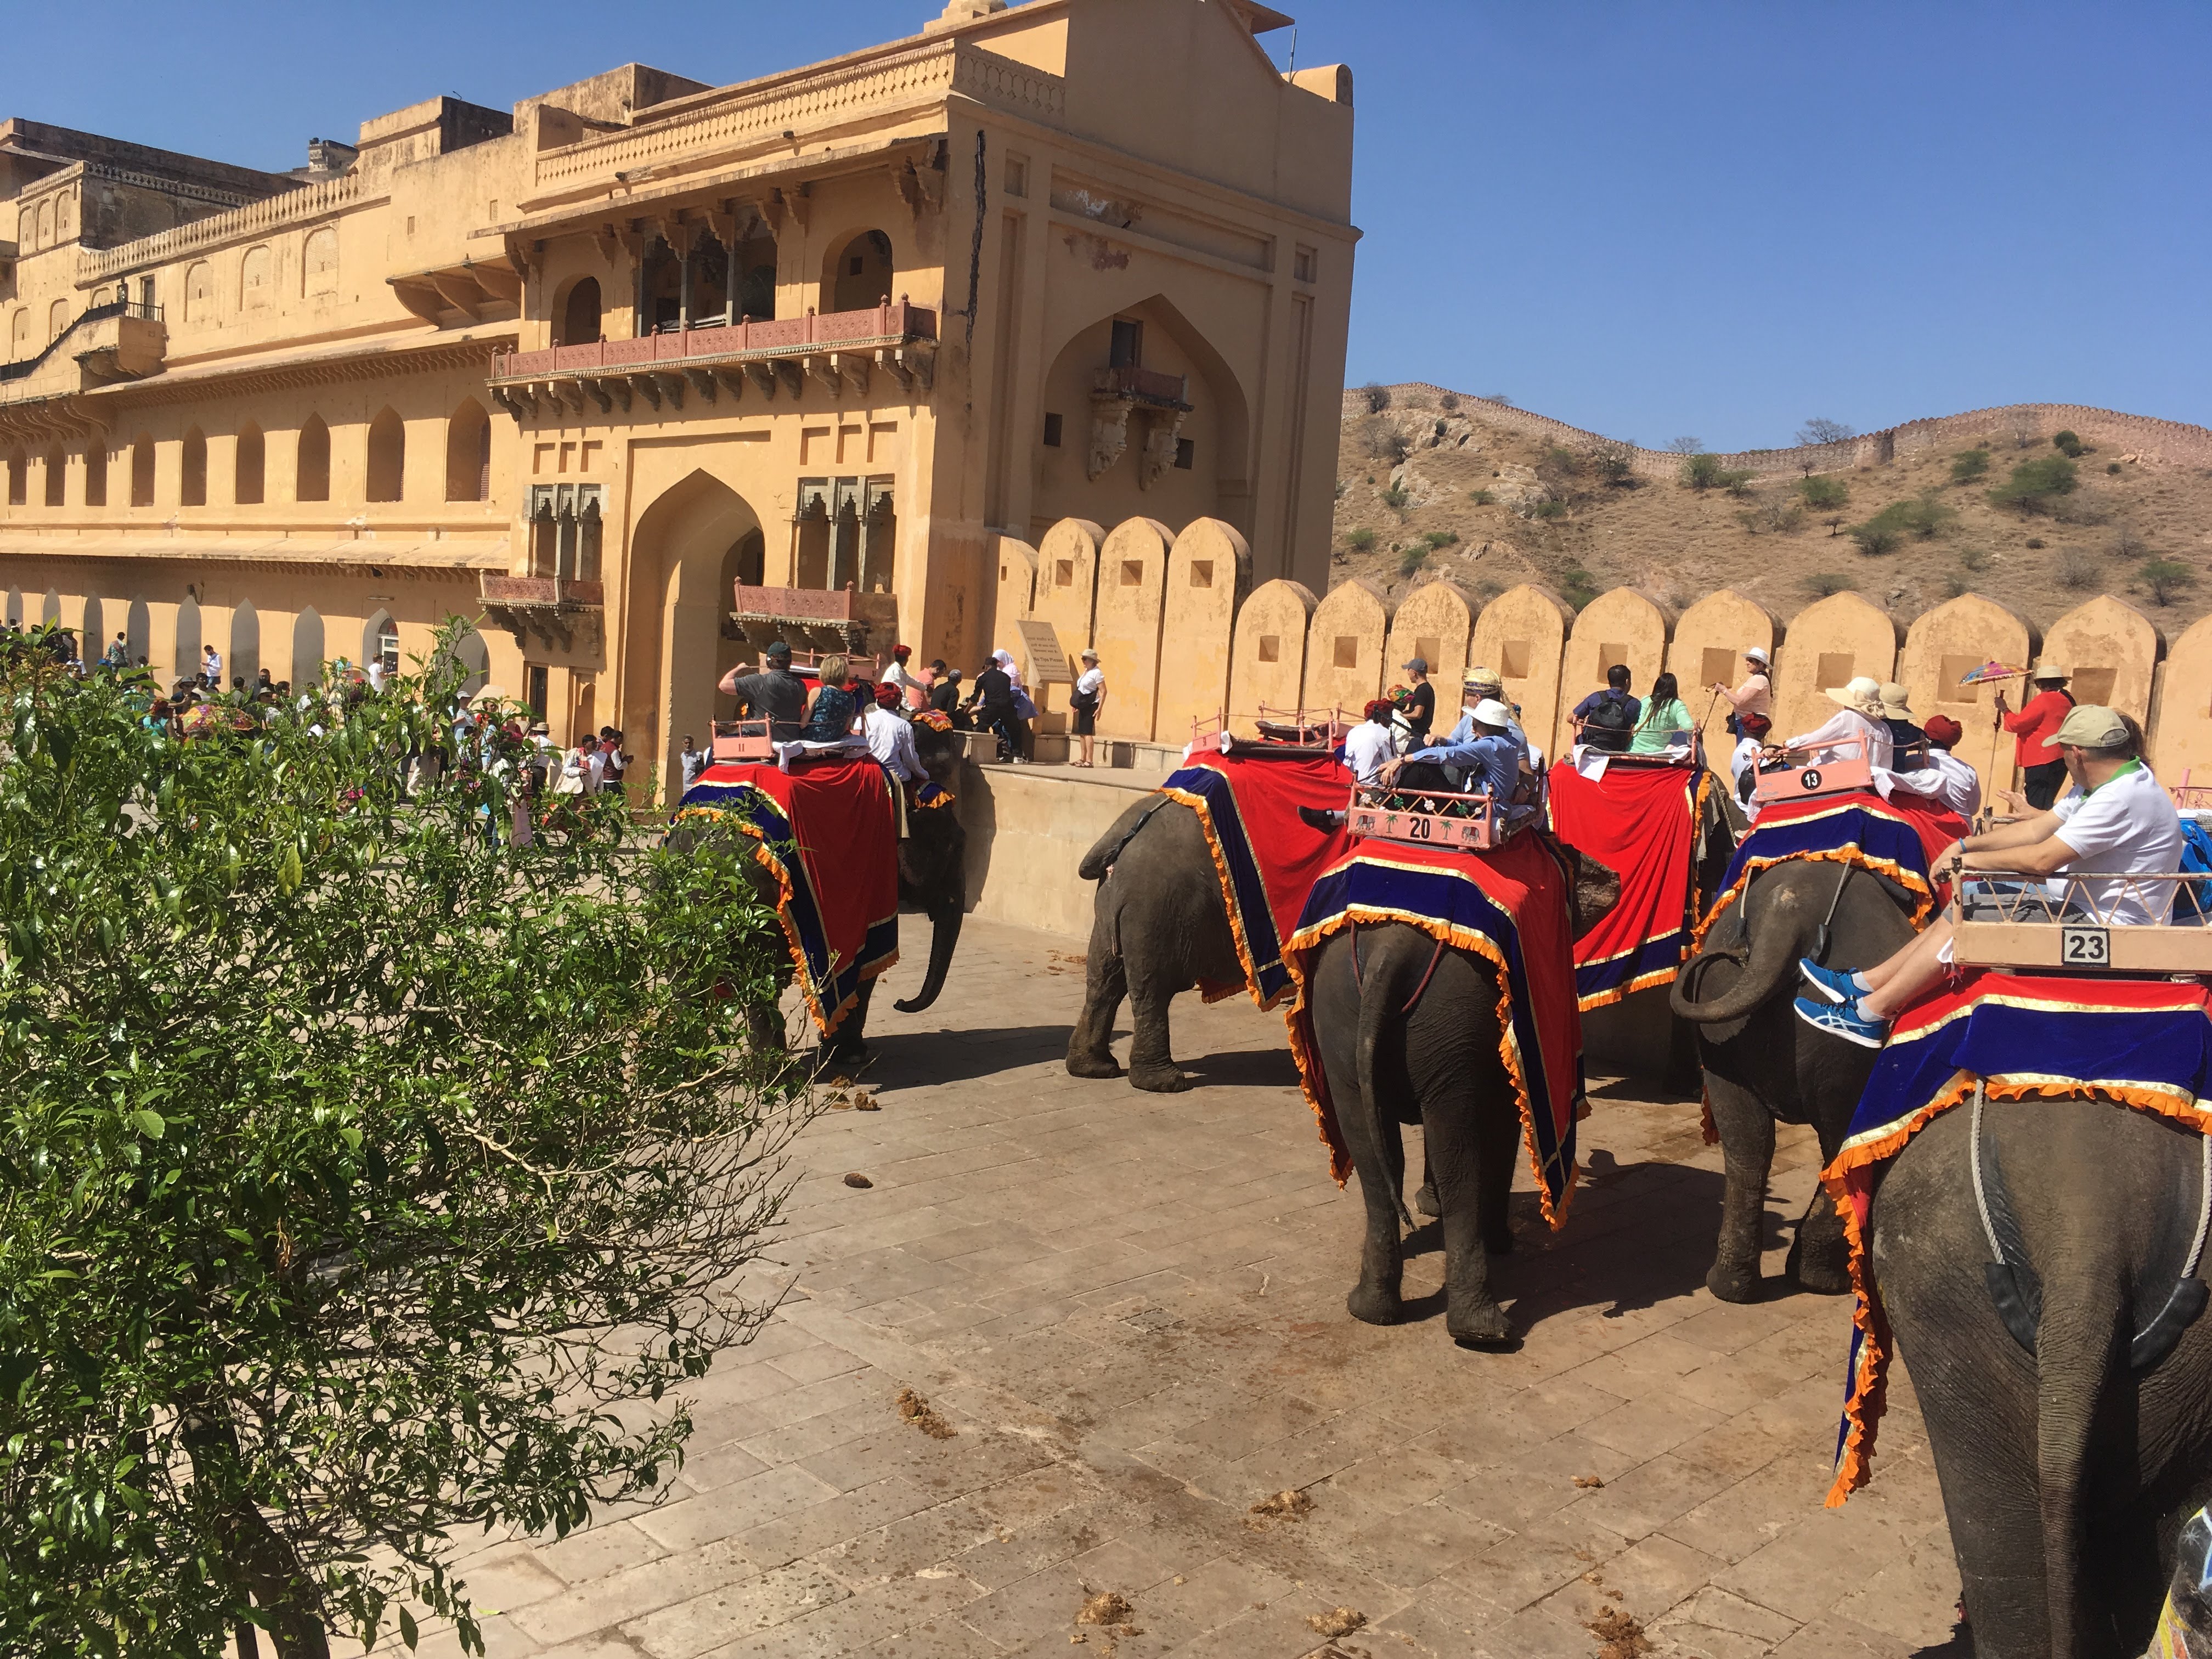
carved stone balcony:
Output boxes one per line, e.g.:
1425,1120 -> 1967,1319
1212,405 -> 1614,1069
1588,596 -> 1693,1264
729,582 -> 898,652
1087,365 -> 1192,487
487,300 -> 936,420
479,572 -> 605,654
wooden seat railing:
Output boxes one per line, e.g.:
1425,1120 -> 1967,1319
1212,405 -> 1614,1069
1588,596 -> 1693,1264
1346,779 -> 1510,852
1751,739 -> 1875,804
1951,870 -> 2212,974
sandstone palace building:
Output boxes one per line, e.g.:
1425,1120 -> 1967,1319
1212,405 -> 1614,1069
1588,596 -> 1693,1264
0,0 -> 1354,792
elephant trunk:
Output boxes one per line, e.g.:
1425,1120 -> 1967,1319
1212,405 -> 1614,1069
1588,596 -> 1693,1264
893,905 -> 962,1013
1669,887 -> 1807,1026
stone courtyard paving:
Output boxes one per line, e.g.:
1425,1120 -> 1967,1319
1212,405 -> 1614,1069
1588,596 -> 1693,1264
392,916 -> 1967,1659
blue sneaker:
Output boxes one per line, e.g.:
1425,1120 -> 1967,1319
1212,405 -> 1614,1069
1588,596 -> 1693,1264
1797,958 -> 1863,1005
1795,994 -> 1888,1049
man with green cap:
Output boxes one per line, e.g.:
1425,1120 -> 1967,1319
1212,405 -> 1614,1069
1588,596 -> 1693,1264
1795,704 -> 2182,1046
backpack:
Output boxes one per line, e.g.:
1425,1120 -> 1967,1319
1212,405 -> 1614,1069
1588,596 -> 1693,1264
2177,819 -> 2212,921
1583,691 -> 1635,753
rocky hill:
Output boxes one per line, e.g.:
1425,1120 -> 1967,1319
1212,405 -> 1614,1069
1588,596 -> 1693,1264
1329,385 -> 2212,637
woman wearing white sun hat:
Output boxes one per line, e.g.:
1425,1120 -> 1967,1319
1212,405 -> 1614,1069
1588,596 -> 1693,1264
1773,675 -> 1894,772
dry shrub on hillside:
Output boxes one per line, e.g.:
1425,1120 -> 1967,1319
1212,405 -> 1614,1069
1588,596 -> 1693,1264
2141,559 -> 2197,607
1805,572 -> 1855,597
2055,548 -> 2101,590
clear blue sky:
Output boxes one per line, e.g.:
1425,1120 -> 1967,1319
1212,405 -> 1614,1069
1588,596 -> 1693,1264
18,1 -> 2208,450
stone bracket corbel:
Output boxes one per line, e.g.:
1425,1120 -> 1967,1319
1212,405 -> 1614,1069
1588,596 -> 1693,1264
775,359 -> 805,399
1138,409 -> 1186,489
685,366 -> 718,403
746,362 -> 779,400
1087,394 -> 1132,481
803,354 -> 843,397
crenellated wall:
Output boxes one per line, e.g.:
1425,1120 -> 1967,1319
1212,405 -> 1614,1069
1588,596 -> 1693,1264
1007,511 -> 2201,795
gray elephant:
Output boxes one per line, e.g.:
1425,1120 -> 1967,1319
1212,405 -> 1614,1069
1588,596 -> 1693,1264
1299,849 -> 1622,1346
1668,859 -> 1920,1300
670,717 -> 968,1064
1065,794 -> 1250,1092
1869,1092 -> 2212,1655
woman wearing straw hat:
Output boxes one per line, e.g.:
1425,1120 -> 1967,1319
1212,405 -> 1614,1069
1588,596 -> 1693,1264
1995,660 -> 2075,809
1772,676 -> 1894,771
1709,645 -> 1773,737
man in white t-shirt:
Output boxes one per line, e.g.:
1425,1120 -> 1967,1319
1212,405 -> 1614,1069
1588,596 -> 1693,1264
1883,715 -> 1982,818
1795,705 -> 2182,1045
1344,699 -> 1396,784
880,644 -> 926,708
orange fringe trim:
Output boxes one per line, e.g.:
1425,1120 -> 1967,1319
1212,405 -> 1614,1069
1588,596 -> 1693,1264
1694,845 -> 1935,951
1281,901 -> 1580,1231
1817,1070 -> 2212,1506
670,803 -> 896,1039
1158,782 -> 1297,1012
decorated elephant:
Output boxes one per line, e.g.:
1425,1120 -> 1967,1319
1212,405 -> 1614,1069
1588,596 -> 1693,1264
1296,847 -> 1622,1346
1064,794 -> 1246,1092
669,715 -> 968,1065
1855,1093 -> 2212,1654
1668,859 -> 1919,1300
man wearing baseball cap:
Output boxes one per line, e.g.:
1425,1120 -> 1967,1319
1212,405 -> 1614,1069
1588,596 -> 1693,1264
1398,655 -> 1436,747
1797,704 -> 2181,1046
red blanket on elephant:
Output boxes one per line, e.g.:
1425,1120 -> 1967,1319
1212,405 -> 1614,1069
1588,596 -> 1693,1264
1546,759 -> 1712,1011
1819,970 -> 2212,1506
1281,833 -> 1585,1225
673,758 -> 899,1037
1697,787 -> 1968,947
1159,749 -> 1352,1008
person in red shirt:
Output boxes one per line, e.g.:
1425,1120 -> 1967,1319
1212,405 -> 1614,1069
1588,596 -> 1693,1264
1995,661 -> 2075,809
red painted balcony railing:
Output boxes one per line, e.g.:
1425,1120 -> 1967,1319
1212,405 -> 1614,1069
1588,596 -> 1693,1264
481,574 -> 605,607
492,301 -> 936,383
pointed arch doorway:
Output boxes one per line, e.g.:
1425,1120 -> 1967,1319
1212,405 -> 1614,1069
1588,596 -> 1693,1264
622,470 -> 764,804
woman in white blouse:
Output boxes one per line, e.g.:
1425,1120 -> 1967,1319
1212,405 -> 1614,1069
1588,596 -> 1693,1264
1071,648 -> 1107,768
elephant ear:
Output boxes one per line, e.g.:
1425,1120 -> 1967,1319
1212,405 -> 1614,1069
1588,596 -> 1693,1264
1568,851 -> 1624,935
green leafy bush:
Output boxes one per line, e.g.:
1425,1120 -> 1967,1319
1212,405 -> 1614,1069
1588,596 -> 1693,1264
1468,488 -> 1496,506
1805,572 -> 1856,596
1988,455 -> 2079,515
1949,449 -> 1991,484
2052,428 -> 2084,457
1680,453 -> 1723,490
1531,499 -> 1569,520
1380,486 -> 1411,510
1421,529 -> 1460,550
2141,558 -> 2197,607
1720,469 -> 1756,498
1344,527 -> 1377,552
0,624 -> 800,1654
1398,545 -> 1428,576
1559,565 -> 1600,608
1798,475 -> 1850,510
1362,382 -> 1391,414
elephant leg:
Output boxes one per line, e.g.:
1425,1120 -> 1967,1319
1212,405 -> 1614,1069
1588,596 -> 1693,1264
823,980 -> 876,1070
1786,1183 -> 1851,1294
1125,974 -> 1192,1093
1066,932 -> 1127,1079
1311,939 -> 1405,1324
1407,959 -> 1516,1344
1703,1070 -> 1774,1303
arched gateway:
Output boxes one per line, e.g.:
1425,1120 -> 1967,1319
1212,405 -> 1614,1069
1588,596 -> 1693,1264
620,471 -> 766,804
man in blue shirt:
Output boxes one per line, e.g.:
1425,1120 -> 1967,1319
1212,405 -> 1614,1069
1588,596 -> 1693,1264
1571,663 -> 1639,752
1382,698 -> 1523,820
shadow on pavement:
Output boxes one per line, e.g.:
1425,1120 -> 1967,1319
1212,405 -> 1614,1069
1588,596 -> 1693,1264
819,1024 -> 1079,1088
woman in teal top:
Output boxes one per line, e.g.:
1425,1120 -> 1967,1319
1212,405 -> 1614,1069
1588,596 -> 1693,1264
1628,672 -> 1693,754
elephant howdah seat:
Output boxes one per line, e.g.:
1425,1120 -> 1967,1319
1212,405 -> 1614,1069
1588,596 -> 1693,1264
1346,779 -> 1508,851
1547,755 -> 1719,1013
1190,704 -> 1352,760
1751,738 -> 1875,805
711,717 -> 775,761
670,757 -> 900,1036
1950,871 -> 2212,974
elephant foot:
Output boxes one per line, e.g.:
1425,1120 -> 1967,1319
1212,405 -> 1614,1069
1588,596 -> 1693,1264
1785,1234 -> 1852,1296
1065,1047 -> 1124,1080
1346,1280 -> 1404,1327
1706,1260 -> 1763,1304
1129,1065 -> 1197,1094
1414,1183 -> 1440,1218
1447,1293 -> 1516,1348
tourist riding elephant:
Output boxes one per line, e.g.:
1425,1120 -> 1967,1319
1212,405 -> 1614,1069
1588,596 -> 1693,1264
1871,1094 -> 2212,1655
1668,860 -> 1919,1301
1065,794 -> 1248,1092
1300,850 -> 1622,1346
668,717 -> 968,1064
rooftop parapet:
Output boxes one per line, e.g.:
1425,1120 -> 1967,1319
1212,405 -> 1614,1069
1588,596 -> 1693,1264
526,39 -> 1063,202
